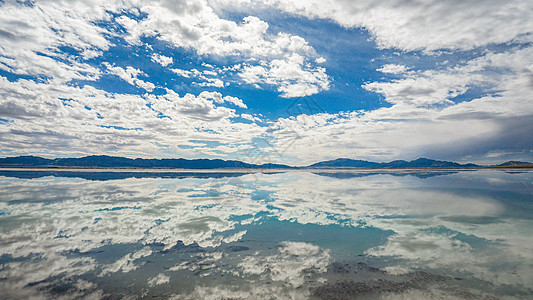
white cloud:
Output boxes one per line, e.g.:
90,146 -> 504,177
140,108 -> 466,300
196,77 -> 225,88
265,45 -> 533,163
171,68 -> 194,78
239,53 -> 329,98
0,0 -> 112,82
104,63 -> 156,92
377,64 -> 408,74
0,0 -> 532,162
151,53 -> 173,67
222,95 -> 247,108
246,0 -> 533,52
117,3 -> 329,97
197,91 -> 247,109
201,0 -> 533,162
241,113 -> 261,122
0,76 -> 262,159
171,67 -> 228,88
0,0 -> 330,99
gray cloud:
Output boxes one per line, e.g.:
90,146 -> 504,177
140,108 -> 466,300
418,115 -> 533,161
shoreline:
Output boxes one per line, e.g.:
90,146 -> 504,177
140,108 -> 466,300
0,166 -> 531,173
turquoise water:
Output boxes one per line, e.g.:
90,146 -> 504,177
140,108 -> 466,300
0,170 -> 532,299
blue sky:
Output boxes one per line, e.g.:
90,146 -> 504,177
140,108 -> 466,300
0,0 -> 532,165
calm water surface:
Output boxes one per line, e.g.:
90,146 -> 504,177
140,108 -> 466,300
0,170 -> 532,299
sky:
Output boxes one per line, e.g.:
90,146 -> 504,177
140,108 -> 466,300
0,0 -> 532,165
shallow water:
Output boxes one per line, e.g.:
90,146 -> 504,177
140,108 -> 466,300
0,169 -> 532,299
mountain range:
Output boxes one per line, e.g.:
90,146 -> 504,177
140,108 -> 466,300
307,157 -> 480,168
0,155 -> 291,169
0,155 -> 531,169
496,161 -> 533,167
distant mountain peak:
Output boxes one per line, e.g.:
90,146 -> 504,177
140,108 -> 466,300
497,161 -> 533,167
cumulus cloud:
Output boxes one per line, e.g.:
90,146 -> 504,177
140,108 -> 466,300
239,53 -> 329,97
151,53 -> 173,67
0,0 -> 112,82
115,2 -> 329,96
377,64 -> 408,74
171,68 -> 197,78
0,76 -> 262,158
207,1 -> 532,162
182,0 -> 533,162
104,63 -> 156,92
240,113 -> 262,122
265,44 -> 533,163
0,0 -> 532,163
244,0 -> 533,52
0,0 -> 330,102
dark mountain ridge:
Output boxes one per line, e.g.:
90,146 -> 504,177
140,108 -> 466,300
0,155 -> 292,169
0,155 -> 530,169
307,157 -> 480,169
497,161 -> 533,167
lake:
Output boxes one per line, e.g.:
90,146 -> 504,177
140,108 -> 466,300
0,169 -> 532,299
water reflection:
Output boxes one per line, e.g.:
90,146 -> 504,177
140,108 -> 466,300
0,170 -> 252,181
0,170 -> 532,298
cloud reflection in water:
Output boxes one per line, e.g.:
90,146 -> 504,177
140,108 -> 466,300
0,170 -> 532,298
